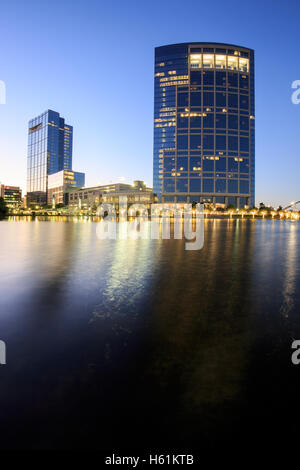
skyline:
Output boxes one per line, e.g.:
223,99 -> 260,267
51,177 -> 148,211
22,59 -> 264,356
1,0 -> 300,207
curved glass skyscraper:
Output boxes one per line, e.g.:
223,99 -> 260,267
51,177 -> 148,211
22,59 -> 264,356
153,43 -> 255,208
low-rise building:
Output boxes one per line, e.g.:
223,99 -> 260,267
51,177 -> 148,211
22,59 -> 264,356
47,170 -> 85,205
66,180 -> 154,210
0,185 -> 22,208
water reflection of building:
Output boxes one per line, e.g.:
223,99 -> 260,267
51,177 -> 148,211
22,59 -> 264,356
146,219 -> 255,409
153,43 -> 255,209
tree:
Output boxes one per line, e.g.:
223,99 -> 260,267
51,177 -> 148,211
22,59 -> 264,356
0,197 -> 8,218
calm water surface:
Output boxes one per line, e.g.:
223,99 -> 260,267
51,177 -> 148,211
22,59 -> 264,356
0,217 -> 300,450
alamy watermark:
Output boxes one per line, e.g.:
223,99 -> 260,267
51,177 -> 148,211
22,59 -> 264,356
291,80 -> 300,104
0,80 -> 6,104
291,340 -> 300,365
95,199 -> 205,251
0,340 -> 6,365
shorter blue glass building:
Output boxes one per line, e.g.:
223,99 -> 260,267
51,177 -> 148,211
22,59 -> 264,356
153,43 -> 255,208
27,110 -> 74,204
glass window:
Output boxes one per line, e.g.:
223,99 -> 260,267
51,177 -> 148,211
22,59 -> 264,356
190,71 -> 202,86
240,180 -> 249,194
239,58 -> 249,72
227,72 -> 238,87
239,197 -> 248,207
240,159 -> 249,173
164,158 -> 176,171
227,56 -> 238,71
228,114 -> 238,129
216,92 -> 226,107
203,113 -> 214,128
228,94 -> 238,108
216,135 -> 226,150
216,71 -> 226,86
240,137 -> 249,152
216,179 -> 226,193
240,116 -> 249,130
228,157 -> 238,171
203,71 -> 214,85
190,179 -> 201,192
177,114 -> 188,128
177,157 -> 188,171
228,180 -> 238,193
176,179 -> 188,192
203,158 -> 214,171
190,92 -> 202,106
216,113 -> 226,128
203,54 -> 214,68
203,179 -> 214,192
215,55 -> 226,69
216,157 -> 226,171
177,135 -> 188,149
240,74 -> 249,89
240,94 -> 249,110
190,157 -> 202,171
164,150 -> 175,157
190,114 -> 202,128
228,196 -> 237,206
228,136 -> 238,150
190,134 -> 202,150
190,54 -> 202,69
203,92 -> 214,106
164,179 -> 175,193
203,134 -> 214,150
190,196 -> 201,202
178,93 -> 188,107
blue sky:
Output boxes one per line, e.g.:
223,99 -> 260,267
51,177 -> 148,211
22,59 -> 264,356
0,0 -> 300,207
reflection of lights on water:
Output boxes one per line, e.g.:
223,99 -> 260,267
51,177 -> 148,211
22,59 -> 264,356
280,223 -> 298,317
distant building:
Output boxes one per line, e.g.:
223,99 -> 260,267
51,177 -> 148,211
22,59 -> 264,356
0,185 -> 22,208
66,180 -> 154,210
153,43 -> 255,208
47,170 -> 85,205
26,110 -> 74,205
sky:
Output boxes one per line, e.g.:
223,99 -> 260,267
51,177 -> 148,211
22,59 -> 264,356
0,0 -> 300,207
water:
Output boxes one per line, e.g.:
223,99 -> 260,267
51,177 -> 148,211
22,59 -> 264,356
0,217 -> 300,451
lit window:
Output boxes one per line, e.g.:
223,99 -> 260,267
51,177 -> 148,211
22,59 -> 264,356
190,54 -> 202,69
239,58 -> 249,72
227,56 -> 238,71
215,55 -> 226,69
203,54 -> 214,68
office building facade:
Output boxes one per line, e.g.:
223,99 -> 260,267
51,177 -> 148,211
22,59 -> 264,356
153,43 -> 255,208
27,109 -> 73,205
0,185 -> 22,208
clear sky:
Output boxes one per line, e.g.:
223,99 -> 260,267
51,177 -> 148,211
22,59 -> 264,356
0,0 -> 300,207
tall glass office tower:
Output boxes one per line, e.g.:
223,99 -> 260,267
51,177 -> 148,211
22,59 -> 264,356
153,43 -> 255,208
27,109 -> 73,204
